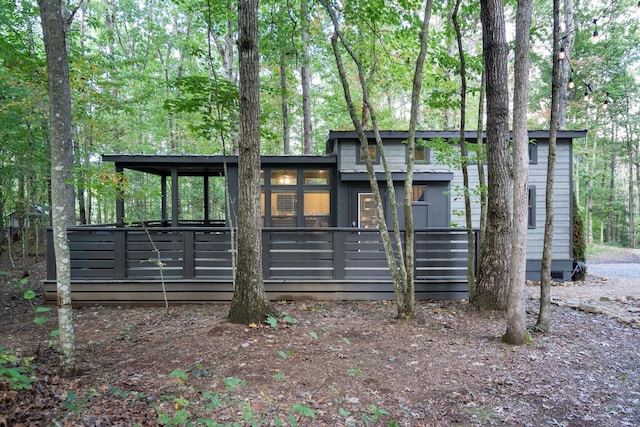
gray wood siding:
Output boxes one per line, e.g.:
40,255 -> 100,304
338,138 -> 573,263
448,141 -> 572,261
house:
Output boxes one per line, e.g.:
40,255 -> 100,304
44,129 -> 587,305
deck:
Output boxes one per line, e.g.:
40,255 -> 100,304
44,226 -> 476,305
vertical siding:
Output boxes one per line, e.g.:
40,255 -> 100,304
448,141 -> 572,261
339,138 -> 573,262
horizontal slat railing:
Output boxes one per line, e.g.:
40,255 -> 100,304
47,226 -> 476,283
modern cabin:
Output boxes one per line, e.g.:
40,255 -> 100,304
44,129 -> 587,305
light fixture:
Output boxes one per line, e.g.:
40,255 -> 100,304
568,76 -> 575,89
583,91 -> 590,102
559,46 -> 566,60
591,19 -> 599,44
603,92 -> 612,109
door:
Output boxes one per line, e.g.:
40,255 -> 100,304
358,192 -> 377,228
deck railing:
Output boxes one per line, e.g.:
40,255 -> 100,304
46,226 -> 477,283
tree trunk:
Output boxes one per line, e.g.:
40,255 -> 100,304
452,0 -> 476,297
473,0 -> 512,311
280,52 -> 290,155
557,0 -> 573,129
536,0 -> 562,333
38,0 -> 76,376
505,0 -> 532,344
300,0 -> 313,154
229,0 -> 274,325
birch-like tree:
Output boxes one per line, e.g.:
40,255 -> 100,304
38,0 -> 76,375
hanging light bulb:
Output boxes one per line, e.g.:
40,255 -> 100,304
583,91 -> 590,102
603,92 -> 612,109
591,19 -> 599,44
559,46 -> 566,60
568,76 -> 575,89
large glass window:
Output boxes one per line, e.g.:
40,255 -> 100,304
271,192 -> 298,227
262,168 -> 332,227
304,191 -> 330,227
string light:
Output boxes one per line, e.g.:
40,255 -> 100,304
559,46 -> 566,60
591,19 -> 599,44
568,76 -> 575,89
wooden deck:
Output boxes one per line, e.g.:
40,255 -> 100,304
44,226 -> 476,305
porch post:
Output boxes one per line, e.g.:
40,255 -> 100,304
161,175 -> 168,224
115,165 -> 125,226
204,175 -> 210,225
171,167 -> 179,227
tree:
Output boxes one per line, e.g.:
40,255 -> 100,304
322,0 -> 434,320
228,0 -> 275,324
38,0 -> 76,375
473,0 -> 512,311
535,0 -> 562,333
504,0 -> 533,344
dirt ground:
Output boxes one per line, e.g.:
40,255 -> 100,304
1,247 -> 639,426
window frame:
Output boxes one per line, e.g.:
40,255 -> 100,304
356,142 -> 380,164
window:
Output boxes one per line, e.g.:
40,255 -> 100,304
529,142 -> 538,164
271,169 -> 297,185
357,143 -> 379,164
410,146 -> 430,163
528,186 -> 536,228
303,191 -> 330,227
261,168 -> 333,227
412,185 -> 427,203
271,192 -> 297,227
303,169 -> 330,185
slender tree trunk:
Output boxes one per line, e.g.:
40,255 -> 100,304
505,0 -> 532,343
452,0 -> 476,297
473,0 -> 512,311
558,0 -> 573,129
300,0 -> 313,154
229,0 -> 274,324
607,139 -> 615,242
38,0 -> 76,376
280,52 -> 290,155
536,0 -> 562,332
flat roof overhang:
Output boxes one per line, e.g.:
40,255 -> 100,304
101,154 -> 337,176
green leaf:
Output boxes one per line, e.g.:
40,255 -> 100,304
348,368 -> 361,376
339,335 -> 351,345
23,290 -> 36,300
33,317 -> 48,325
35,306 -> 51,313
339,407 -> 351,417
308,332 -> 318,340
291,403 -> 316,418
170,369 -> 188,381
264,316 -> 278,328
278,350 -> 288,359
282,315 -> 297,324
223,376 -> 246,391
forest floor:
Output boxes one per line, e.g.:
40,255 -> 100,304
1,245 -> 639,426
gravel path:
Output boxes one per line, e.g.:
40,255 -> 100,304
526,247 -> 640,327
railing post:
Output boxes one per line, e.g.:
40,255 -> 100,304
334,230 -> 346,279
183,230 -> 195,279
114,229 -> 126,280
262,230 -> 271,279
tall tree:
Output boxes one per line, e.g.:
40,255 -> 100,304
300,0 -> 313,154
504,0 -> 533,344
473,0 -> 512,311
38,0 -> 76,375
536,0 -> 562,332
323,0 -> 433,320
228,0 -> 274,324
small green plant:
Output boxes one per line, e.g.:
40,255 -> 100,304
60,391 -> 89,414
117,326 -> 132,341
223,376 -> 246,391
308,331 -> 318,340
361,404 -> 389,426
338,335 -> 351,345
278,349 -> 296,359
0,346 -> 36,390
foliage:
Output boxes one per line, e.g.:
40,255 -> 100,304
0,346 -> 36,390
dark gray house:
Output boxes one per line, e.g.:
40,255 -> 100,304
44,130 -> 586,305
